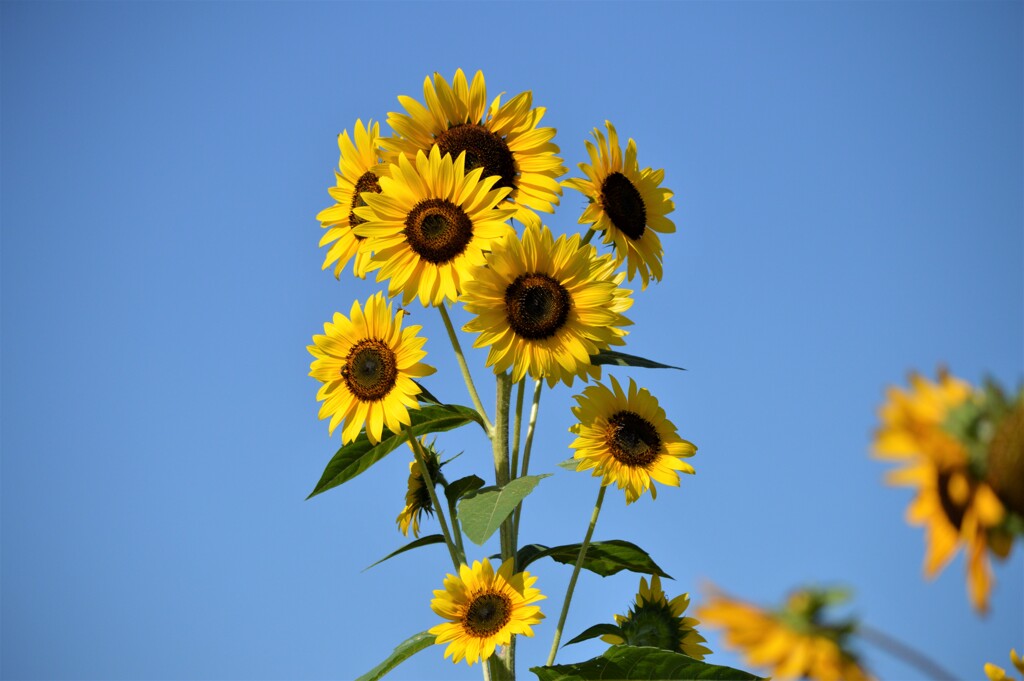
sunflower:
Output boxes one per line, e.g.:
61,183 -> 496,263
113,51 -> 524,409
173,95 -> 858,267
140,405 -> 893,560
315,119 -> 385,279
697,586 -> 873,681
874,369 -> 1010,613
986,649 -> 1024,681
307,291 -> 435,444
600,574 -> 711,660
429,558 -> 545,666
569,376 -> 694,504
384,69 -> 566,227
460,222 -> 633,387
353,145 -> 516,306
396,440 -> 444,537
563,121 -> 675,289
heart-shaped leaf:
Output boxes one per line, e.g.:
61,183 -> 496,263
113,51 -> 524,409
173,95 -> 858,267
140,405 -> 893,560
459,475 -> 550,545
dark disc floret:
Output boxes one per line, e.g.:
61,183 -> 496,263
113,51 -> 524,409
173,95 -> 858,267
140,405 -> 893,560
463,592 -> 513,638
436,123 -> 518,192
504,273 -> 572,340
349,171 -> 382,229
600,172 -> 647,240
605,410 -> 662,468
341,338 -> 398,401
936,471 -> 967,530
404,198 -> 475,264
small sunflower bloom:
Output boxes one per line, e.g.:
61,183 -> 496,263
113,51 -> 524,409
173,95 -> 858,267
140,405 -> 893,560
384,69 -> 566,227
986,649 -> 1024,681
874,369 -> 1010,613
354,145 -> 516,306
307,292 -> 435,444
698,586 -> 873,681
601,574 -> 711,660
315,119 -> 385,279
563,121 -> 675,289
460,222 -> 633,388
570,376 -> 695,504
429,558 -> 545,666
396,440 -> 443,537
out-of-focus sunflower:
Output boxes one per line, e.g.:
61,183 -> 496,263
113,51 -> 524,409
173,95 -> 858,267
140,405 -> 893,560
460,222 -> 632,387
986,649 -> 1024,681
384,69 -> 566,227
563,121 -> 675,289
307,292 -> 435,444
569,376 -> 694,504
315,119 -> 385,278
600,574 -> 711,660
429,558 -> 545,666
697,586 -> 873,681
396,440 -> 444,537
874,369 -> 1010,613
354,146 -> 515,306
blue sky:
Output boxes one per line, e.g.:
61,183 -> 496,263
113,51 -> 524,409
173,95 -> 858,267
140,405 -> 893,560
2,2 -> 1021,680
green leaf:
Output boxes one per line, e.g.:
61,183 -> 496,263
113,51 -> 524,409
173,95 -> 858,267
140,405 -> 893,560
445,475 -> 486,507
562,623 -> 622,647
307,404 -> 484,499
590,349 -> 685,371
459,474 -> 551,545
531,645 -> 763,681
515,543 -> 551,568
363,535 -> 445,572
556,457 -> 579,471
519,540 -> 672,578
415,381 -> 443,405
355,630 -> 437,681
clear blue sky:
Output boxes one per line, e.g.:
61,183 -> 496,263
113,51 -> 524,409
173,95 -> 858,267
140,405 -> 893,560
2,2 -> 1020,680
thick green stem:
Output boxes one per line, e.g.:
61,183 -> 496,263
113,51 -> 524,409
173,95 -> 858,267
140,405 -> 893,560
438,302 -> 493,434
512,379 -> 543,547
491,371 -> 515,680
406,430 -> 462,570
546,485 -> 607,666
509,378 -> 526,481
580,227 -> 597,245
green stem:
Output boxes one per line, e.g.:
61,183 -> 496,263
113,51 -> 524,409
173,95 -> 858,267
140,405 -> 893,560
858,624 -> 958,681
406,430 -> 462,571
492,371 -> 515,680
580,227 -> 596,245
512,379 -> 543,547
509,378 -> 526,482
438,302 -> 493,434
546,484 -> 607,667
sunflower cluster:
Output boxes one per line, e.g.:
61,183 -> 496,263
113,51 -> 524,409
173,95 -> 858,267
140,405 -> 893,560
873,369 -> 1022,613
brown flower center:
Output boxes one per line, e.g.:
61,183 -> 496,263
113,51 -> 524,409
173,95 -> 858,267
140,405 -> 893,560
504,273 -> 571,340
600,172 -> 646,240
403,198 -> 474,264
463,592 -> 512,638
348,171 -> 382,230
436,123 -> 517,192
341,339 -> 397,401
605,410 -> 662,468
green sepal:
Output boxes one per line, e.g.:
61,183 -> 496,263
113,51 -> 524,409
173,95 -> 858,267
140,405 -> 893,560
307,404 -> 485,499
445,475 -> 486,507
458,474 -> 551,545
518,539 -> 672,578
590,349 -> 685,371
531,645 -> 764,681
355,630 -> 437,681
362,535 -> 445,572
562,623 -> 623,647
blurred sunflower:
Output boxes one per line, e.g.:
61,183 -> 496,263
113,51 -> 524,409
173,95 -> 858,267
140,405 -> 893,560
429,558 -> 545,666
307,292 -> 435,444
601,574 -> 711,660
986,649 -> 1024,681
874,369 -> 1010,613
569,376 -> 694,504
315,119 -> 385,278
460,222 -> 633,387
697,586 -> 872,681
384,69 -> 566,227
563,121 -> 675,289
354,145 -> 515,306
396,440 -> 444,537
